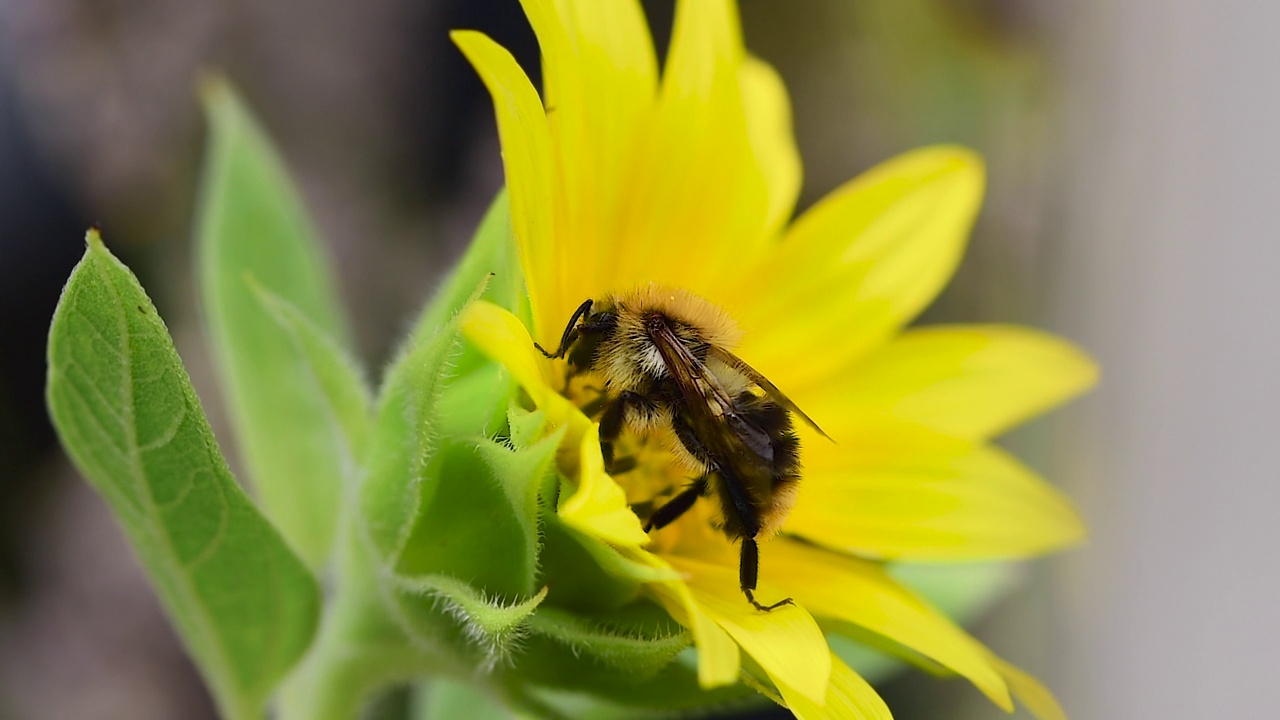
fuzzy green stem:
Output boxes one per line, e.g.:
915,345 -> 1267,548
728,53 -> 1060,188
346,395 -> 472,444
276,508 -> 426,720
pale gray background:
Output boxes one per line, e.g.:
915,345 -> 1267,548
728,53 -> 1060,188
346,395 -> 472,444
1047,2 -> 1280,718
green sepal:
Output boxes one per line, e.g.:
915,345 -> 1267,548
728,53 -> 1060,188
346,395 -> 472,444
389,574 -> 549,666
195,77 -> 353,567
535,510 -> 681,614
361,284 -> 550,664
46,231 -> 320,720
535,517 -> 642,612
501,409 -> 680,611
506,603 -> 756,715
523,605 -> 689,679
435,362 -> 516,441
361,189 -> 523,567
515,682 -> 750,720
508,403 -> 669,610
393,439 -> 542,598
360,300 -> 464,563
515,650 -> 756,715
408,191 -> 524,442
506,405 -> 549,450
474,428 -> 565,581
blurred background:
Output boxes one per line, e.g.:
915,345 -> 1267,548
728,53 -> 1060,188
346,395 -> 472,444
2,0 -> 1276,718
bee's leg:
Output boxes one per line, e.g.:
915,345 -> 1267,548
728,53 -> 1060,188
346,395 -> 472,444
669,409 -> 716,470
598,391 -> 647,474
580,392 -> 611,419
740,537 -> 794,612
643,476 -> 709,532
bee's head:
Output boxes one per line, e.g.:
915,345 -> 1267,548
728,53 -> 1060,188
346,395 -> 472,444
565,304 -> 618,372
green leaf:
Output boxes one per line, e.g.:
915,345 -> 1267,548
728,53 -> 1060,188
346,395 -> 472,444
251,282 -> 391,720
196,77 -> 353,567
250,278 -> 373,467
46,231 -> 321,720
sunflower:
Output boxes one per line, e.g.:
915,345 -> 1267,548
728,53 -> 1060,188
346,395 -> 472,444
452,0 -> 1095,717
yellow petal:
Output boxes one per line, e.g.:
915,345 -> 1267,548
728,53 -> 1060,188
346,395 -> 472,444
802,325 -> 1098,441
673,556 -> 831,705
459,301 -> 588,443
790,426 -> 1085,561
516,0 -> 658,337
729,146 -> 985,391
560,428 -> 650,546
777,653 -> 892,720
638,552 -> 741,688
765,539 -> 1013,711
451,31 -> 561,342
740,56 -> 802,239
608,0 -> 776,298
990,655 -> 1068,720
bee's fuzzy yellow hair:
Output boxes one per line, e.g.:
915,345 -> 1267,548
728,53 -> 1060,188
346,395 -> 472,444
608,283 -> 742,349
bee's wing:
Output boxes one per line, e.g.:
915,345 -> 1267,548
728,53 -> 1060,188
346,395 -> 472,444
648,323 -> 777,463
647,322 -> 736,418
651,321 -> 790,540
709,347 -> 833,442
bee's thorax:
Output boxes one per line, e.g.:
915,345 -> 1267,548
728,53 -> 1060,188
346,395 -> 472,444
589,284 -> 741,392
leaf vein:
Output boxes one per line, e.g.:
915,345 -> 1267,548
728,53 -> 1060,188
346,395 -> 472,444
67,307 -> 127,360
57,368 -> 132,467
140,401 -> 188,453
183,472 -> 230,573
61,358 -> 128,427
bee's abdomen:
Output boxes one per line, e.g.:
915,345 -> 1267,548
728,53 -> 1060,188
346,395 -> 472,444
691,394 -> 801,541
733,393 -> 801,480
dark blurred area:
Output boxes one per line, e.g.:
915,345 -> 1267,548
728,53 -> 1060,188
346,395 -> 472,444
12,1 -> 1263,719
1,2 -> 541,716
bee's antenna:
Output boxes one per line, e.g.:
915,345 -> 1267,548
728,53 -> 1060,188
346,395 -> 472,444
537,298 -> 594,359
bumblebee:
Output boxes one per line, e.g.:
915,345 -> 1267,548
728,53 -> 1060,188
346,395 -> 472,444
536,285 -> 829,611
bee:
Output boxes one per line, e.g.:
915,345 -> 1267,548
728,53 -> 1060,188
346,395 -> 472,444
535,285 -> 830,611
